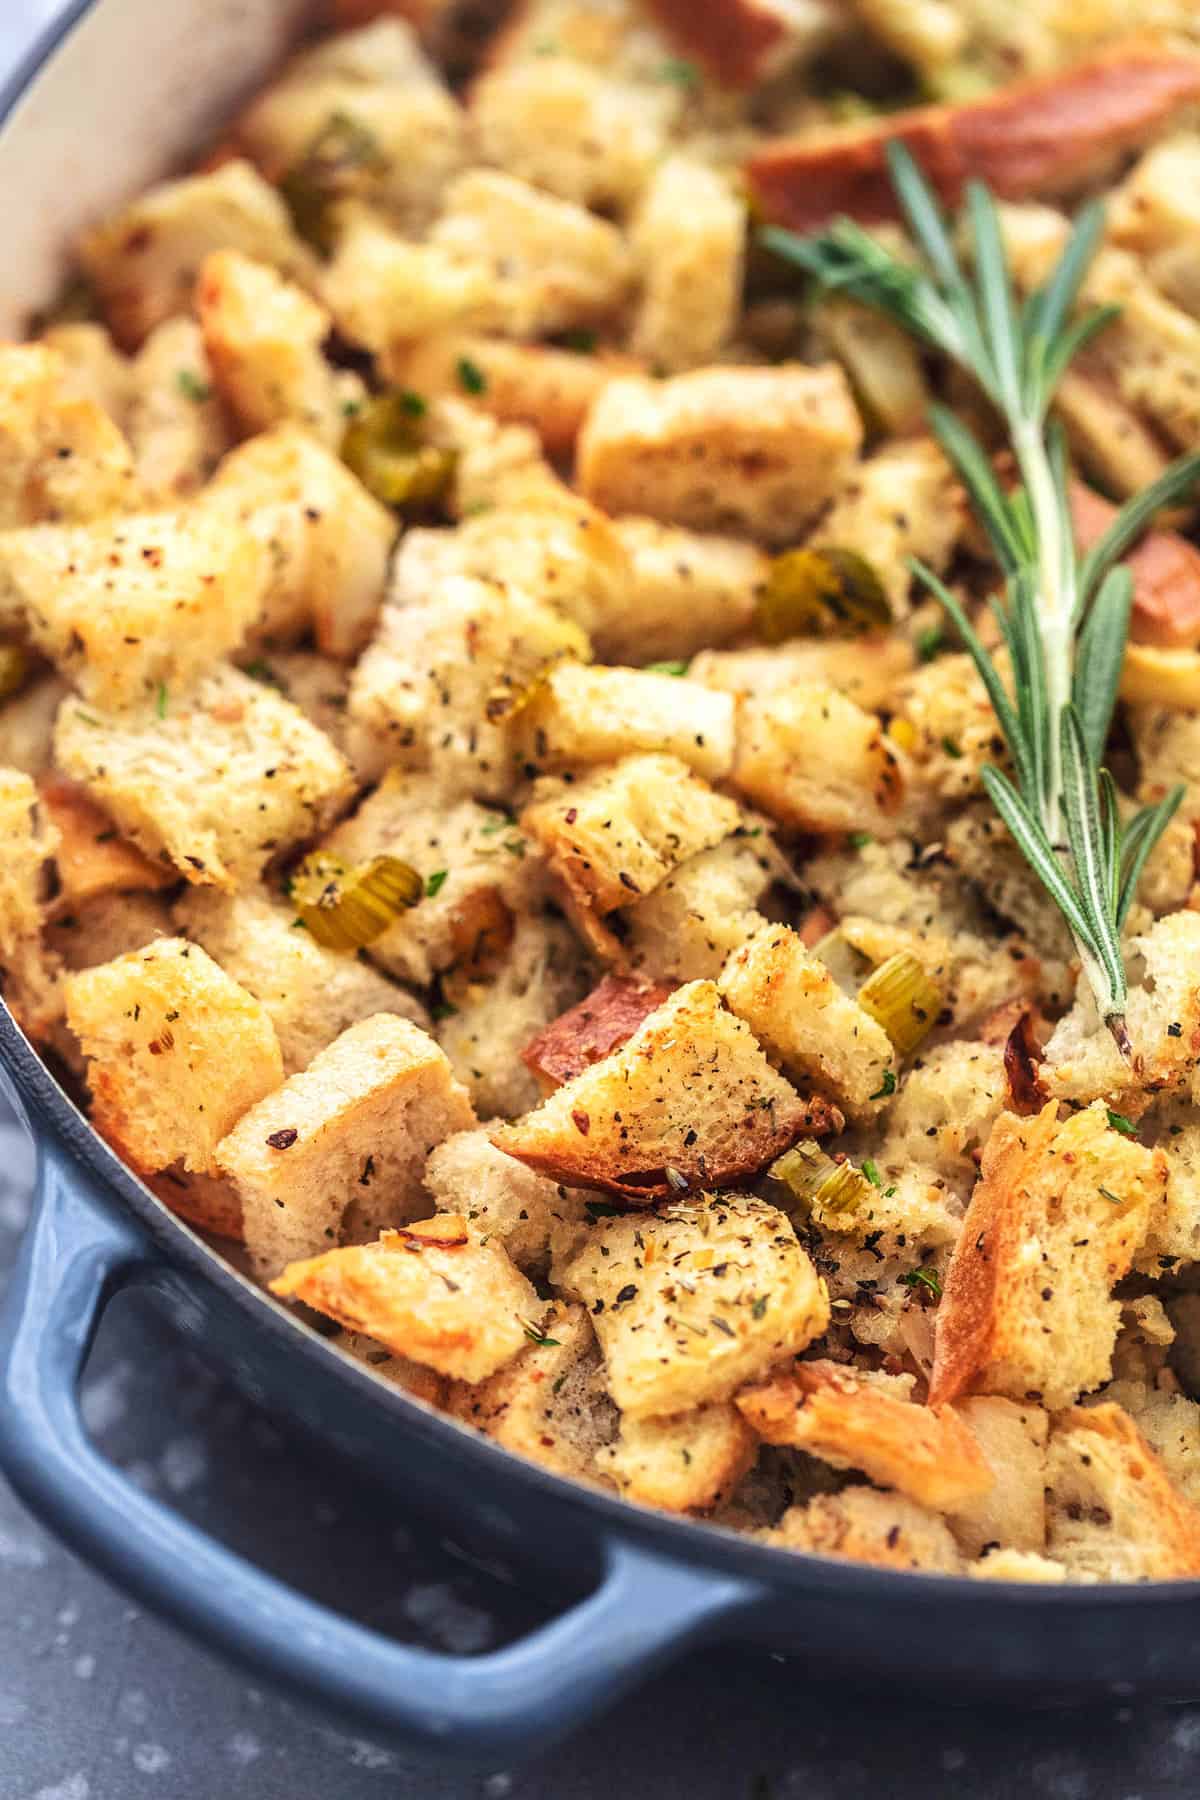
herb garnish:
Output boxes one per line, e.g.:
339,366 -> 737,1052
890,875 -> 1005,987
456,356 -> 487,395
765,143 -> 1200,1053
1106,1108 -> 1138,1139
645,660 -> 690,677
869,1070 -> 897,1100
425,869 -> 449,898
176,369 -> 211,402
521,1319 -> 562,1349
902,1265 -> 943,1298
861,1157 -> 883,1188
155,682 -> 168,719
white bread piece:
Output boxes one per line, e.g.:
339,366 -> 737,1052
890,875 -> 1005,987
554,1194 -> 829,1416
719,924 -> 895,1124
517,664 -> 735,784
521,755 -> 740,919
234,20 -> 468,234
882,1039 -> 1007,1196
0,766 -> 60,1035
3,509 -> 263,710
197,250 -> 345,447
598,518 -> 766,667
929,1102 -> 1167,1412
55,663 -> 354,891
237,651 -> 374,782
943,805 -> 1073,959
629,158 -> 745,373
64,937 -> 284,1176
40,321 -> 133,420
1140,1108 -> 1200,1273
321,206 -> 491,355
38,777 -> 171,910
493,979 -> 835,1202
624,835 -> 774,985
432,169 -> 633,339
1046,1402 -> 1200,1581
815,437 -> 962,615
1102,1377 -> 1200,1510
426,1124 -> 576,1271
47,890 -> 171,973
445,1300 -> 616,1479
0,343 -> 140,527
0,671 -> 69,778
126,318 -> 231,503
271,1212 -> 541,1382
731,682 -> 905,835
577,365 -> 862,546
174,885 -> 427,1076
204,425 -> 395,657
762,1488 -> 964,1573
896,652 -> 1006,801
218,1013 -> 474,1277
949,1396 -> 1049,1559
969,1549 -> 1069,1583
78,159 -> 314,351
692,636 -> 913,712
596,1404 -> 758,1513
737,1362 -> 993,1514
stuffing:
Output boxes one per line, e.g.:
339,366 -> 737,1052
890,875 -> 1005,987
494,979 -> 836,1202
126,318 -> 231,502
763,1489 -> 964,1573
1132,703 -> 1200,828
0,343 -> 140,526
196,250 -> 347,446
598,518 -> 766,668
948,1396 -> 1049,1559
1140,1108 -> 1200,1273
217,1013 -> 474,1277
929,1102 -> 1167,1413
596,1404 -> 758,1513
577,365 -> 862,547
516,664 -> 736,785
554,1193 -> 830,1416
270,1214 -> 542,1382
55,663 -> 354,891
39,778 -> 172,910
896,652 -> 1009,802
521,973 -> 672,1095
808,295 -> 930,439
1045,1403 -> 1200,1581
623,834 -> 775,985
731,683 -> 905,836
40,322 -> 133,420
0,766 -> 60,1034
1108,136 -> 1200,319
814,438 -> 962,616
629,158 -> 745,374
63,937 -> 284,1177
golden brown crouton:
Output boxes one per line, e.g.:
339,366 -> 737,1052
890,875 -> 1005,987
3,509 -> 264,710
0,766 -> 59,1035
494,979 -> 834,1202
692,637 -> 913,713
629,158 -> 745,374
320,205 -> 491,355
719,925 -> 895,1124
596,1405 -> 758,1514
217,1013 -> 474,1277
55,664 -> 354,892
623,835 -> 775,986
731,683 -> 905,835
554,1194 -> 830,1416
64,937 -> 284,1177
763,1488 -> 964,1573
577,365 -> 862,547
270,1215 -> 542,1383
948,1396 -> 1048,1558
126,318 -> 231,502
197,250 -> 346,447
598,518 -> 766,668
522,974 -> 673,1094
39,779 -> 172,910
736,1362 -> 993,1513
0,343 -> 140,526
336,1329 -> 448,1408
1046,1402 -> 1200,1581
929,1102 -> 1167,1412
517,665 -> 736,785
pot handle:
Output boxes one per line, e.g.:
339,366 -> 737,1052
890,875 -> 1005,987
0,1141 -> 757,1760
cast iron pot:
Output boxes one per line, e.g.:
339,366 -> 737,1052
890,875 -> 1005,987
3,0 -> 1200,1764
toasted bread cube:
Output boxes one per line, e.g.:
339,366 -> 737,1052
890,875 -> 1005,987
929,1102 -> 1167,1412
127,318 -> 231,502
197,250 -> 345,447
764,1489 -> 963,1573
55,664 -> 354,891
219,1014 -> 474,1276
174,886 -> 427,1076
555,1194 -> 829,1416
270,1214 -> 540,1382
593,518 -> 765,668
429,395 -> 551,518
432,170 -> 633,339
518,665 -> 735,784
899,651 -> 1012,803
624,835 -> 774,984
437,913 -> 593,1119
0,671 -> 69,778
426,1123 -> 575,1271
0,766 -> 59,1034
205,426 -> 396,657
239,650 -> 359,766
493,979 -> 834,1203
817,438 -> 962,615
234,21 -> 468,233
145,1164 -> 245,1241
597,1404 -> 758,1514
522,973 -> 672,1095
445,1300 -> 614,1478
1046,1403 -> 1200,1581
321,206 -> 491,354
0,344 -> 140,527
719,925 -> 895,1123
4,509 -> 263,710
47,890 -> 171,973
79,160 -> 314,350
949,1396 -> 1048,1559
521,755 -> 740,918
629,158 -> 745,373
577,365 -> 861,546
64,937 -> 284,1175
693,636 -> 913,712
39,779 -> 172,909
882,1038 -> 1007,1196
320,770 -> 535,987
737,1362 -> 992,1513
732,682 -> 905,835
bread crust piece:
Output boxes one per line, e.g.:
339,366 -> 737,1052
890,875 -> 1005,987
763,1488 -> 964,1573
522,974 -> 673,1093
929,1101 -> 1167,1412
39,779 -> 171,910
747,43 -> 1200,234
641,0 -> 830,90
1046,1402 -> 1200,1582
736,1362 -> 992,1513
493,979 -> 839,1203
270,1215 -> 544,1384
596,1404 -> 758,1513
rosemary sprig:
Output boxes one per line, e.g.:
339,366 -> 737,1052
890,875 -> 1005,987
763,144 -> 1200,1052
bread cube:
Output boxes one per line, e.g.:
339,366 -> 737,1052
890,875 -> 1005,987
596,518 -> 766,667
431,170 -> 633,338
1110,137 -> 1200,317
426,1123 -> 574,1270
64,937 -> 284,1175
321,206 -> 491,354
692,636 -> 913,712
79,160 -> 314,350
732,682 -> 905,834
47,890 -> 171,973
629,158 -> 745,373
554,1194 -> 829,1416
175,886 -> 427,1076
269,1214 -> 541,1382
764,1489 -> 963,1573
436,490 -> 632,641
949,1396 -> 1048,1559
577,365 -> 862,545
1046,1403 -> 1200,1581
39,778 -> 172,909
493,979 -> 836,1202
624,835 -> 773,984
882,1038 -> 1007,1195
55,663 -> 354,891
219,1014 -> 474,1276
41,322 -> 134,421
518,664 -> 735,784
145,1164 -> 245,1242
0,766 -> 59,1034
897,652 -> 1008,801
596,1404 -> 758,1513
5,509 -> 263,709
197,250 -> 345,446
0,344 -> 140,527
127,318 -> 231,502
816,438 -> 962,615
929,1102 -> 1167,1412
521,755 -> 740,918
